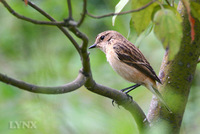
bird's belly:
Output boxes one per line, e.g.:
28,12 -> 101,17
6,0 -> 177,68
107,55 -> 147,84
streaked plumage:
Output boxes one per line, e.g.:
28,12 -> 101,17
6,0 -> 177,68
89,30 -> 171,112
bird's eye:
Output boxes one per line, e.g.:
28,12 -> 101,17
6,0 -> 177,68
100,35 -> 105,41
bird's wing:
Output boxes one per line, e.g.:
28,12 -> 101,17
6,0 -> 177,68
113,42 -> 161,84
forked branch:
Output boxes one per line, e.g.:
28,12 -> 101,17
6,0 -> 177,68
0,0 -> 150,131
1,0 -> 81,54
26,0 -> 81,55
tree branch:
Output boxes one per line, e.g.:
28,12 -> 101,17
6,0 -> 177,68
1,0 -> 149,132
0,0 -> 81,55
69,26 -> 90,74
0,71 -> 87,94
63,1 -> 149,131
66,6 -> 148,131
0,0 -> 69,26
86,0 -> 156,19
77,0 -> 87,27
26,0 -> 81,55
84,77 -> 149,132
67,0 -> 72,19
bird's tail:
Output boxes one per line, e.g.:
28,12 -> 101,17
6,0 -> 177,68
146,84 -> 172,113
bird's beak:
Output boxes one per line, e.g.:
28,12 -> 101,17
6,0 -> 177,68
89,44 -> 97,49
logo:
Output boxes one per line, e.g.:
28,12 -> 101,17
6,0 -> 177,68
9,121 -> 37,129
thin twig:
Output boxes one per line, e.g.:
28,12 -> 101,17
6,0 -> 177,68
0,71 -> 87,94
77,0 -> 87,27
67,0 -> 72,19
0,0 -> 67,26
26,0 -> 81,55
0,0 -> 80,54
87,0 -> 156,19
24,0 -> 89,88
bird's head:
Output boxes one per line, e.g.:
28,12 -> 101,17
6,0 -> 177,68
89,30 -> 122,53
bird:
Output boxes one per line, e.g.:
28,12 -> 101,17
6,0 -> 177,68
89,30 -> 171,113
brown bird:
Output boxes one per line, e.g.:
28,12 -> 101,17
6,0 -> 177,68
89,30 -> 171,112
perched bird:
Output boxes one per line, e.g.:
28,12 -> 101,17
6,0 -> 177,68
89,30 -> 171,112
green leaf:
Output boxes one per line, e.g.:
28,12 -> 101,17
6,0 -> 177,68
151,5 -> 182,22
190,1 -> 200,21
153,9 -> 183,60
131,0 -> 158,35
112,0 -> 129,25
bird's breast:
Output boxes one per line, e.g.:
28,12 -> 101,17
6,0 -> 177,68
106,48 -> 153,85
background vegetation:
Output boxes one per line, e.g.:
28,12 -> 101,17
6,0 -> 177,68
0,0 -> 199,134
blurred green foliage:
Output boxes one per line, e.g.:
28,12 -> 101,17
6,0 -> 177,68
0,0 -> 199,134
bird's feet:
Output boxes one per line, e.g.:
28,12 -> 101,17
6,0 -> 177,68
111,90 -> 133,107
111,84 -> 141,106
122,90 -> 133,102
112,99 -> 116,106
